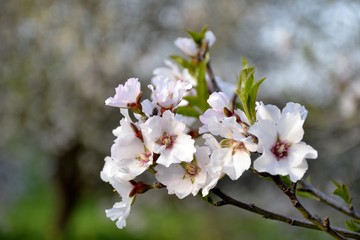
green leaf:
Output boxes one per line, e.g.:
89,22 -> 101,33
194,60 -> 209,111
296,190 -> 320,201
176,106 -> 200,117
236,58 -> 265,124
280,175 -> 292,187
332,181 -> 352,205
187,25 -> 208,45
345,220 -> 360,232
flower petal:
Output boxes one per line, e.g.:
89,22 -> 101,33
277,113 -> 304,144
288,142 -> 317,167
248,120 -> 277,152
256,102 -> 281,121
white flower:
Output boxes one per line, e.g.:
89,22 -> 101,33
153,60 -> 196,86
141,110 -> 196,167
106,199 -> 132,229
105,179 -> 133,229
205,31 -> 216,47
100,156 -> 133,182
174,30 -> 216,56
148,76 -> 192,110
199,137 -> 224,196
174,37 -> 197,56
199,92 -> 231,134
154,146 -> 209,199
249,103 -> 318,182
202,134 -> 253,181
109,118 -> 152,179
105,78 -> 141,108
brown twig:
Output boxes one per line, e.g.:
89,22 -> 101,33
210,188 -> 360,239
271,175 -> 347,239
298,180 -> 360,221
206,61 -> 220,92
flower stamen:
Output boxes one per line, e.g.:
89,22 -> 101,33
271,141 -> 290,160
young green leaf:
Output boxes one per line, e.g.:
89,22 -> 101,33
187,25 -> 208,45
345,220 -> 360,232
236,58 -> 265,124
332,180 -> 352,205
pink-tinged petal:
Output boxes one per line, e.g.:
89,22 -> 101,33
256,102 -> 281,121
277,113 -> 304,144
202,134 -> 221,151
110,179 -> 133,199
111,138 -> 144,160
242,136 -> 258,152
100,157 -> 132,182
287,142 -> 317,167
155,164 -> 184,190
205,31 -> 216,47
140,99 -> 159,117
155,164 -> 194,199
171,134 -> 196,161
224,150 -> 251,180
174,37 -> 198,56
201,173 -> 222,197
207,92 -> 230,111
283,102 -> 308,121
248,120 -> 277,152
105,199 -> 132,229
253,148 -> 278,175
220,116 -> 244,139
105,78 -> 141,108
234,109 -> 250,125
210,148 -> 231,172
287,160 -> 308,182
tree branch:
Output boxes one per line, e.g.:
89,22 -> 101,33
210,188 -> 360,239
206,61 -> 220,92
271,176 -> 347,240
298,180 -> 360,221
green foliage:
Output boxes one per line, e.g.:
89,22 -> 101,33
279,175 -> 292,187
186,25 -> 208,45
332,180 -> 352,206
345,220 -> 360,232
236,58 -> 265,124
177,60 -> 209,117
296,190 -> 320,201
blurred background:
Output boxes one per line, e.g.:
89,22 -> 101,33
1,0 -> 360,239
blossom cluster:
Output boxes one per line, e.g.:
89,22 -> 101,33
101,29 -> 318,229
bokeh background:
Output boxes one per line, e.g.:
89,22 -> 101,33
1,0 -> 360,239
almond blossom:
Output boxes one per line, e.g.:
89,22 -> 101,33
109,118 -> 152,179
140,110 -> 196,167
148,76 -> 192,110
154,146 -> 210,199
249,102 -> 318,182
175,30 -> 216,57
199,91 -> 232,134
104,179 -> 133,229
153,60 -> 196,86
203,134 -> 254,181
105,78 -> 141,109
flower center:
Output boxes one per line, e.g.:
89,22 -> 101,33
157,132 -> 177,149
271,141 -> 290,160
136,150 -> 152,166
182,162 -> 201,183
